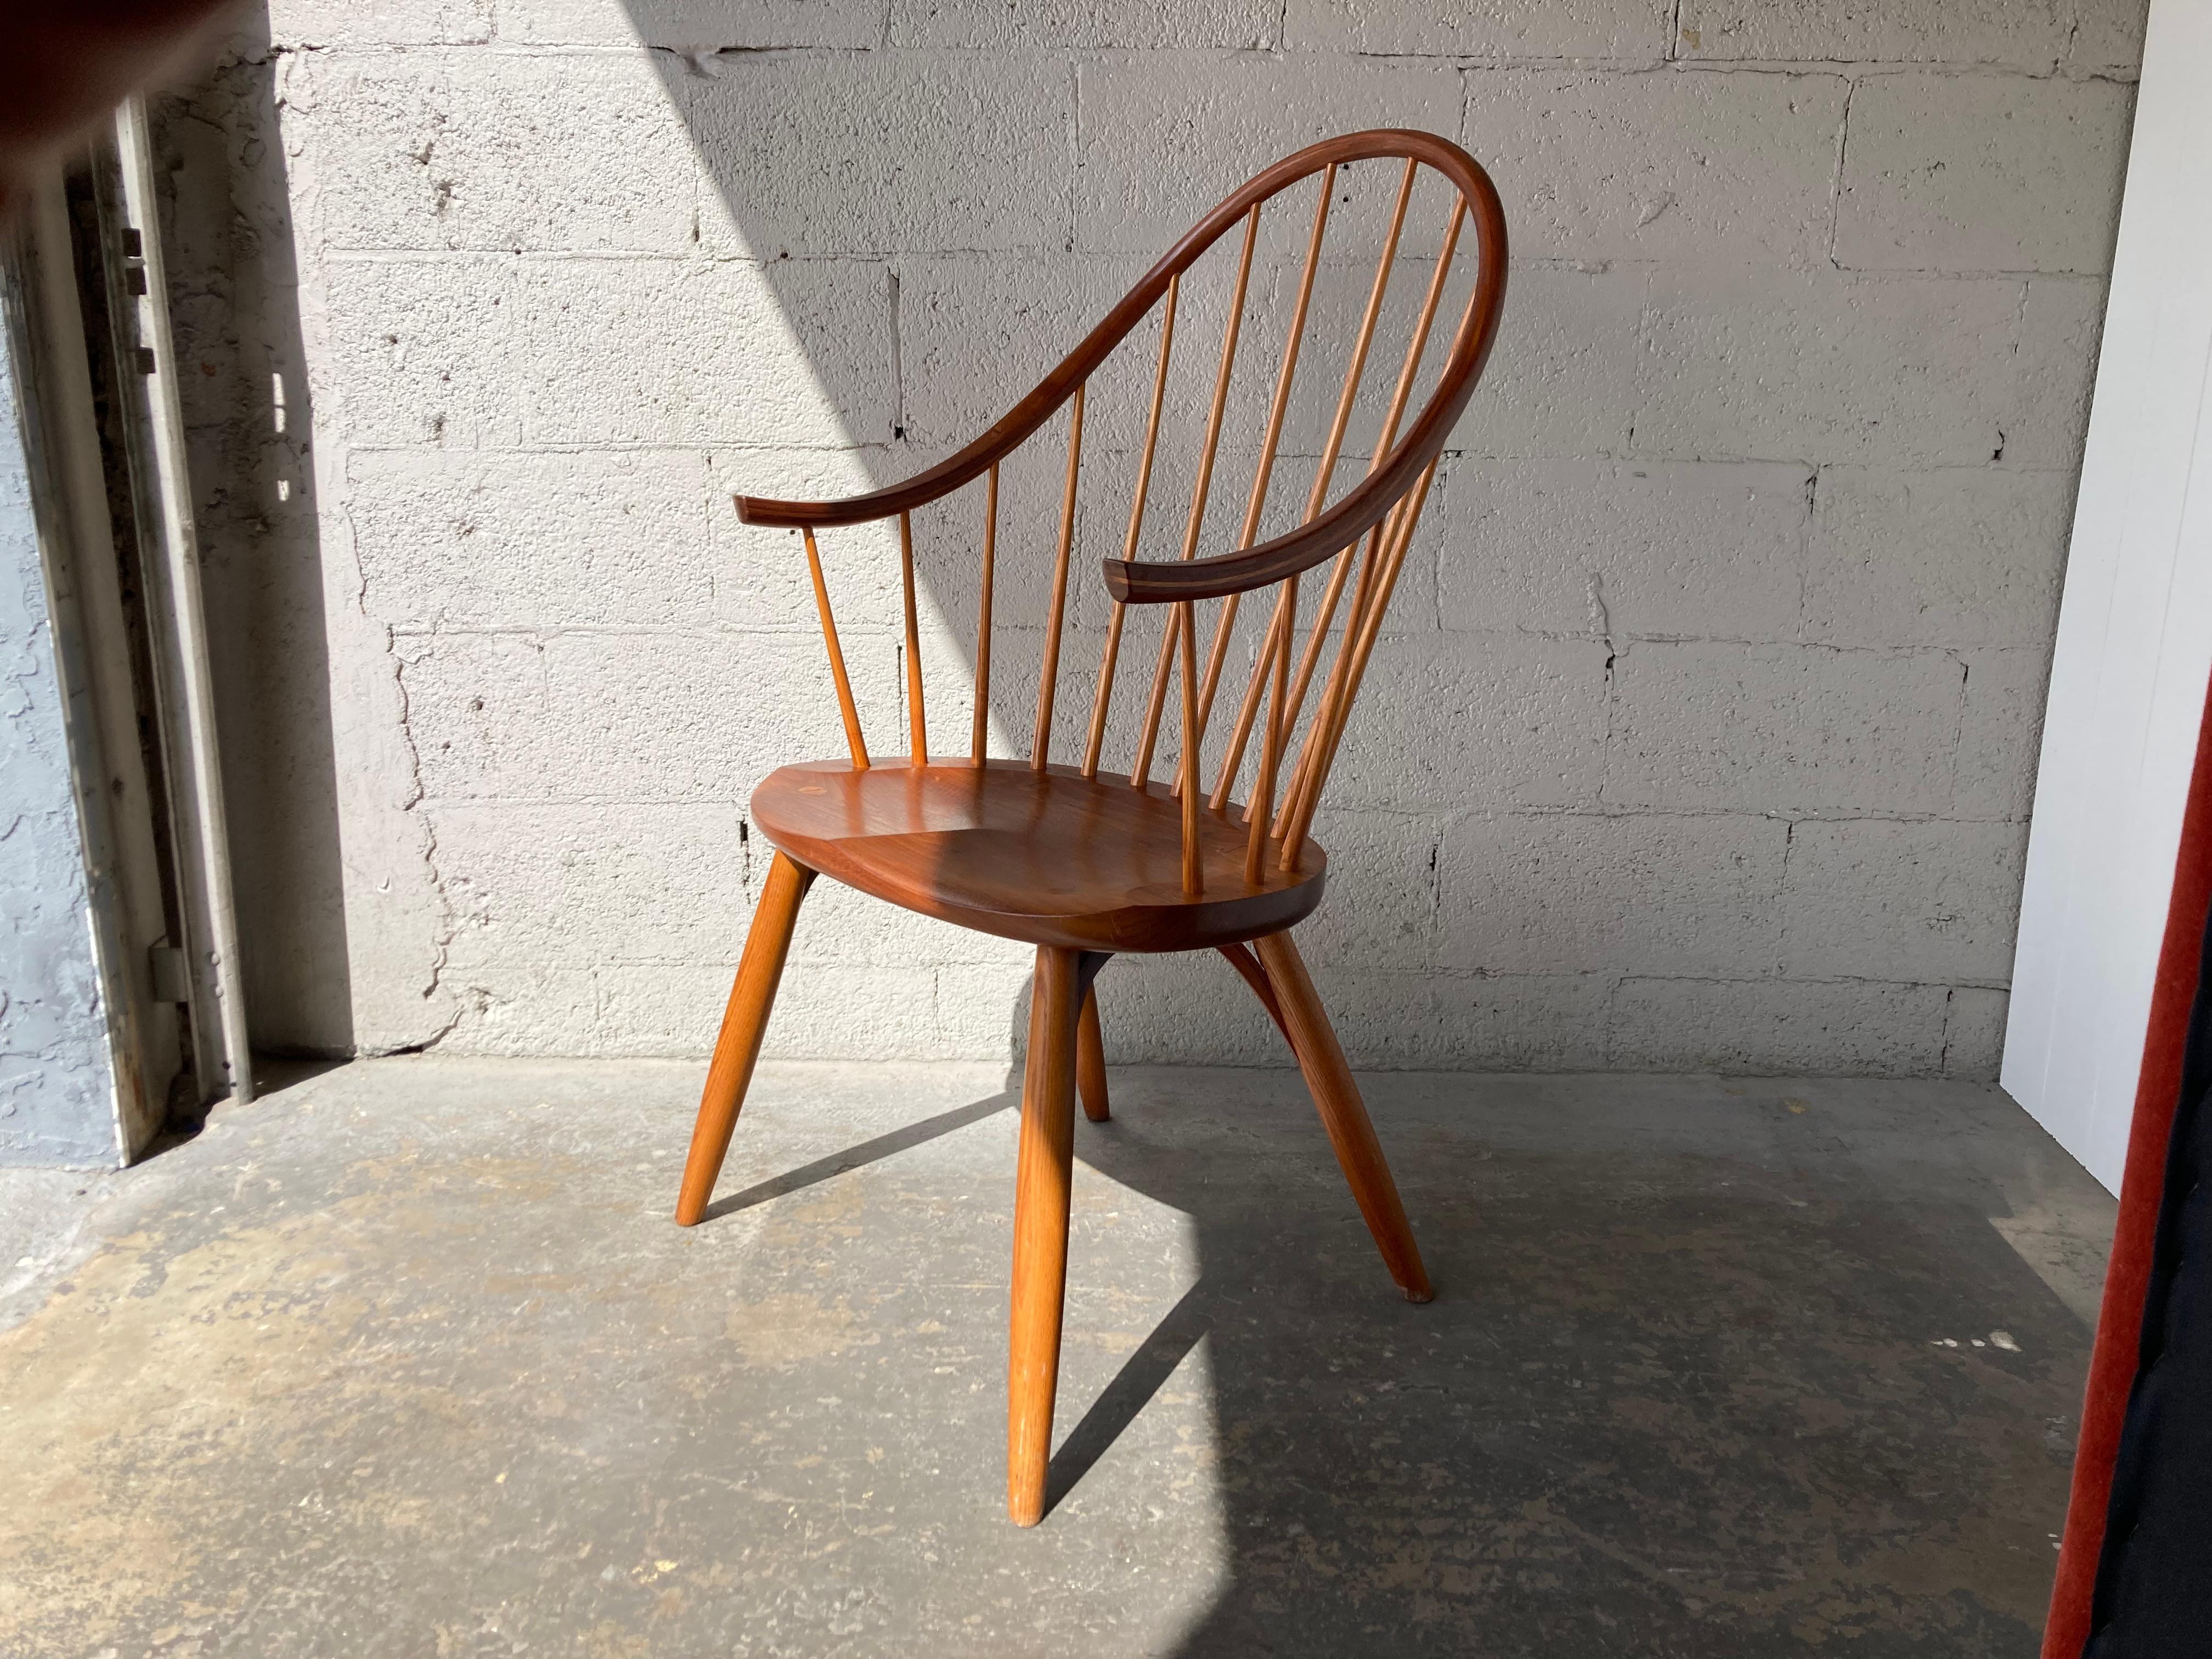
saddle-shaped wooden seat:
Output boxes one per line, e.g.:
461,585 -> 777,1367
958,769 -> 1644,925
672,128 -> 1510,1525
751,758 -> 1327,952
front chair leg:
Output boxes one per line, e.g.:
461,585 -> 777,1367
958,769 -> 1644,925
1252,929 -> 1434,1304
674,851 -> 816,1226
1008,946 -> 1109,1525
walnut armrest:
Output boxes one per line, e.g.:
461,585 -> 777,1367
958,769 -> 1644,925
1101,300 -> 1500,607
732,420 -> 1046,528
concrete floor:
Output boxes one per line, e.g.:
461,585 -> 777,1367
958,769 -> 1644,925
0,1058 -> 2113,1657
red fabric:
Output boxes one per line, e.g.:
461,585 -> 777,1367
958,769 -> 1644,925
2042,673 -> 2212,1659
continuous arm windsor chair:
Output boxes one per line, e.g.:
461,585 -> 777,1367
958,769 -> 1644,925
674,129 -> 1509,1526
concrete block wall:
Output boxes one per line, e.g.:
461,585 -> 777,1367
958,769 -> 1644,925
164,0 -> 2143,1075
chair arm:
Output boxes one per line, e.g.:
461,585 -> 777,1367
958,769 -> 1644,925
735,442 -> 1015,528
1103,317 -> 1494,605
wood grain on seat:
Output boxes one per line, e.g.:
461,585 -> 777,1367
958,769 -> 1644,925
751,758 -> 1327,953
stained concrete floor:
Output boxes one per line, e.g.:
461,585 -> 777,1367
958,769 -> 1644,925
0,1057 -> 2113,1657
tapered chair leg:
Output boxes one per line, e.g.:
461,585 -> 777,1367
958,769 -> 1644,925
1252,930 -> 1433,1303
1076,986 -> 1109,1122
674,851 -> 817,1226
1008,947 -> 1106,1525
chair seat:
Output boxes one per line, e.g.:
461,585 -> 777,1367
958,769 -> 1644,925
750,758 -> 1328,952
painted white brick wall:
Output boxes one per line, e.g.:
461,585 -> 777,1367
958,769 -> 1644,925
163,0 -> 2145,1076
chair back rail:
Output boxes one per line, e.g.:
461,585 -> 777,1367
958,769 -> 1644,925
739,129 -> 1509,896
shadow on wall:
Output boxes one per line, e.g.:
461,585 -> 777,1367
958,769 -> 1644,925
161,3 -> 1464,1058
157,10 -> 354,1057
160,0 -> 2116,1073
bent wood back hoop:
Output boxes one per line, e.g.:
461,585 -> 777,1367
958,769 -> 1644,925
738,129 -> 1510,893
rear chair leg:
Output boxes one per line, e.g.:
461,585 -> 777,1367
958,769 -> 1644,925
1252,929 -> 1433,1303
1008,947 -> 1108,1526
1076,986 -> 1109,1122
674,851 -> 816,1226
1217,941 -> 1295,1045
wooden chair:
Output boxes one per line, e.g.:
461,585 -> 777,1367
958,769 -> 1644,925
675,129 -> 1510,1525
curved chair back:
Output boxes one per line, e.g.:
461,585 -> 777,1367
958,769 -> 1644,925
735,128 -> 1510,892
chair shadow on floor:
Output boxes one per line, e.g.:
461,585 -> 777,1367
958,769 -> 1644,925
695,1092 -> 1017,1223
701,968 -> 2090,1659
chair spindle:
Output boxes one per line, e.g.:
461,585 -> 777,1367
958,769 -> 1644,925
1278,193 -> 1470,819
1277,269 -> 1489,851
1266,159 -> 1420,770
1244,573 -> 1296,884
803,526 -> 869,770
1178,598 -> 1202,894
899,510 -> 927,762
1032,381 -> 1086,769
1134,204 -> 1261,791
1193,165 -> 1336,752
1085,279 -> 1180,779
1279,454 -> 1440,865
1215,157 -> 1418,816
971,462 -> 998,763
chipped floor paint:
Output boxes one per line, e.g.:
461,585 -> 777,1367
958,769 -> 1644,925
0,1059 -> 2112,1656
